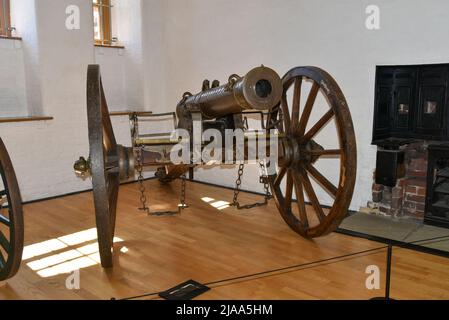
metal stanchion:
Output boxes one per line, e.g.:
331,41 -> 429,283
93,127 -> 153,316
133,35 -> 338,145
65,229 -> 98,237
371,244 -> 394,300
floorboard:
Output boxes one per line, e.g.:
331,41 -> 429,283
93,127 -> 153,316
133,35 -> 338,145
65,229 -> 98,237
0,180 -> 448,300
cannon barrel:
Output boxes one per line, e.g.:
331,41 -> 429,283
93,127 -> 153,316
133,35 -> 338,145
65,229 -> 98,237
183,66 -> 283,119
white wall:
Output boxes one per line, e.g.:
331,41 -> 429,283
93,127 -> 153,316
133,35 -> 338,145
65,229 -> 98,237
115,0 -> 147,110
94,46 -> 126,111
0,39 -> 28,117
2,0 -> 449,211
0,0 -> 135,202
10,0 -> 43,116
140,0 -> 169,112
95,0 -> 148,112
143,0 -> 449,210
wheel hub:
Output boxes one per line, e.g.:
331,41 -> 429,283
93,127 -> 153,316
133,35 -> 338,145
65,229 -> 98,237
279,136 -> 324,168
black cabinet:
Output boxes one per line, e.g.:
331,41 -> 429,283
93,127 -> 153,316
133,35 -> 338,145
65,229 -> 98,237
372,64 -> 449,144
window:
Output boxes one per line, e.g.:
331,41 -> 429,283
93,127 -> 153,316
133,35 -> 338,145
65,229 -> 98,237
0,0 -> 11,37
93,0 -> 112,45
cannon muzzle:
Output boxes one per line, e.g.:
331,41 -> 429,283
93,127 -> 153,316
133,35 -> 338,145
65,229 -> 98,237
183,65 -> 282,119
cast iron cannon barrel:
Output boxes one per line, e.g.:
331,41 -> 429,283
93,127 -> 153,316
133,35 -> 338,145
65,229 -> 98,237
183,65 -> 283,119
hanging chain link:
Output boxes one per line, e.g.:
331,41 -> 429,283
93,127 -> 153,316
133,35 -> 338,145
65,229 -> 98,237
231,163 -> 245,207
136,146 -> 150,214
180,173 -> 187,209
135,132 -> 188,216
260,161 -> 272,201
231,160 -> 272,210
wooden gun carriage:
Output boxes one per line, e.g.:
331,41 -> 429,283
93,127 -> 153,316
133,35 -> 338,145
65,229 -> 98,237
75,64 -> 357,268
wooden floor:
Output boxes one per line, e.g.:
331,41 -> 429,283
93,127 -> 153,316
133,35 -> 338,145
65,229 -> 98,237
1,179 -> 449,300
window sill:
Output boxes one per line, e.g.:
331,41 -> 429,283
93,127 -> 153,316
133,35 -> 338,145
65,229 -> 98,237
0,116 -> 54,123
95,44 -> 125,49
110,111 -> 153,117
0,35 -> 22,41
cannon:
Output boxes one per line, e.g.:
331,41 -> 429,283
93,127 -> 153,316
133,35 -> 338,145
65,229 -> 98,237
75,64 -> 357,268
0,138 -> 24,281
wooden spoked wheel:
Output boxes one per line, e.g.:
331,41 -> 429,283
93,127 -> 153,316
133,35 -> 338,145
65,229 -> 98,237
268,67 -> 357,238
0,138 -> 24,281
87,65 -> 120,268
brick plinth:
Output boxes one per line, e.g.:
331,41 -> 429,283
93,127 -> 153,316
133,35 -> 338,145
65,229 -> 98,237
369,141 -> 428,221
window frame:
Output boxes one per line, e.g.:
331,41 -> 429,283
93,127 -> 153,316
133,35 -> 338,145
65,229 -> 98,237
93,0 -> 112,46
0,0 -> 11,38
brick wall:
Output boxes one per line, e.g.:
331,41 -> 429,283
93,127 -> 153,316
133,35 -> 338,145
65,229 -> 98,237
370,141 -> 428,221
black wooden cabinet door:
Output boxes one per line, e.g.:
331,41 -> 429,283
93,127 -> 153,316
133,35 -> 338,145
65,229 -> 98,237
415,66 -> 448,138
391,67 -> 416,136
394,85 -> 413,130
374,86 -> 392,138
373,68 -> 394,141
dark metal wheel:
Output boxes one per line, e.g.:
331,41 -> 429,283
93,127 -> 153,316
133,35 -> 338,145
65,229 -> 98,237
87,65 -> 120,268
0,138 -> 24,280
267,67 -> 357,238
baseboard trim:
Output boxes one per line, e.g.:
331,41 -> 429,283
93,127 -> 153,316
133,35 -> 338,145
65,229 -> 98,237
23,177 -> 157,205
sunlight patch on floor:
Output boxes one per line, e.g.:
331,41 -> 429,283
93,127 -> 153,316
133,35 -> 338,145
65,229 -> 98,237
22,228 -> 126,278
201,197 -> 230,210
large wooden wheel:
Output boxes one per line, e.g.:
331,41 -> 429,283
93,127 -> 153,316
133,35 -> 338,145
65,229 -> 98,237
0,138 -> 24,280
87,65 -> 119,268
268,67 -> 357,238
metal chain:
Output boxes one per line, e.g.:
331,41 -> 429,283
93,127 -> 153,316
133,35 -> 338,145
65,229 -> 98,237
180,173 -> 188,209
133,110 -> 188,216
136,145 -> 188,215
231,161 -> 272,210
136,146 -> 150,214
231,163 -> 245,207
260,161 -> 272,201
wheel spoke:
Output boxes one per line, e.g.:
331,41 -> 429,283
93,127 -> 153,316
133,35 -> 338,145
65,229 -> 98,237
306,149 -> 341,157
101,80 -> 117,153
297,82 -> 320,137
102,127 -> 115,153
299,168 -> 325,222
267,110 -> 280,130
0,213 -> 9,227
292,170 -> 309,227
281,94 -> 291,132
0,231 -> 10,252
306,164 -> 338,197
0,251 -> 5,268
291,78 -> 302,132
274,167 -> 287,188
300,109 -> 334,144
285,170 -> 293,211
